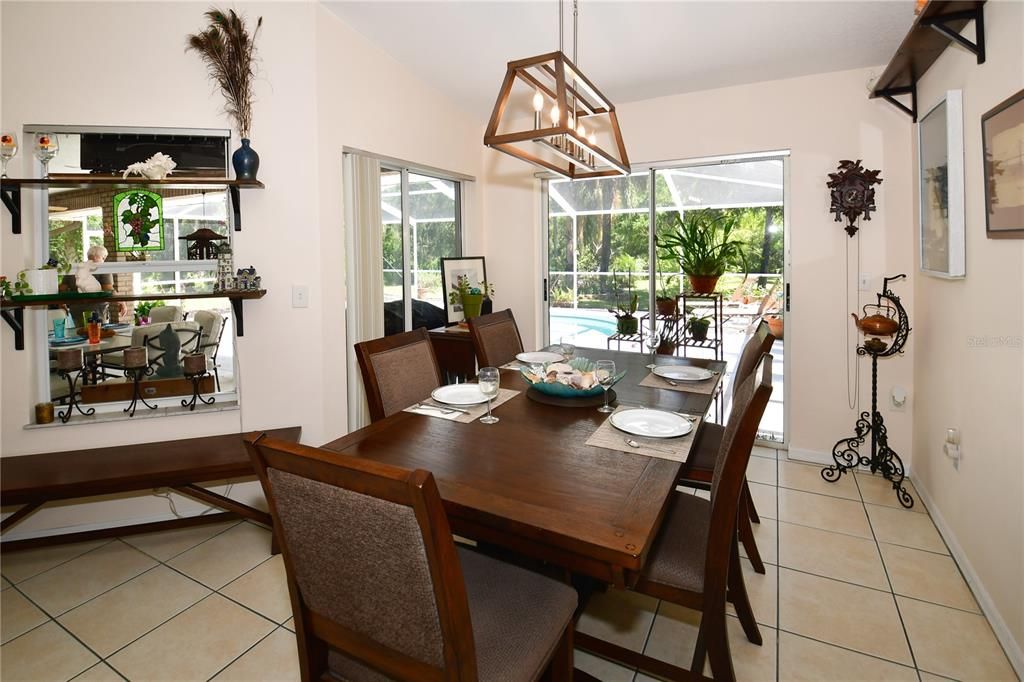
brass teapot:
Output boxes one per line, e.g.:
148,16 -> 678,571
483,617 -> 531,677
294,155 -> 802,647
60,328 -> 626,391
851,303 -> 899,337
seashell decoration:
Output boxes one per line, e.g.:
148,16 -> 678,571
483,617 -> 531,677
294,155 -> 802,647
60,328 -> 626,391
122,152 -> 177,180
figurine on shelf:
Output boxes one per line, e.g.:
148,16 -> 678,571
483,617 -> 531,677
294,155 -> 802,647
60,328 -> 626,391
122,152 -> 177,180
72,260 -> 103,293
236,265 -> 259,291
214,242 -> 235,292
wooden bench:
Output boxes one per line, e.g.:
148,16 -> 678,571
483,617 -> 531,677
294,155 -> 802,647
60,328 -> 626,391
0,426 -> 300,551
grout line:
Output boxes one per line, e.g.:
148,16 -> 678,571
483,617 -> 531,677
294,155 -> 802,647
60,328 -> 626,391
858,474 -> 921,674
121,518 -> 242,564
70,662 -> 129,682
99,591 -> 222,663
205,624 -> 281,681
778,628 -> 921,673
1,537 -> 116,586
773,448 -> 781,682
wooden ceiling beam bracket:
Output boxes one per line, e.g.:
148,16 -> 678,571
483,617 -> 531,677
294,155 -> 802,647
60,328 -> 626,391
921,5 -> 985,64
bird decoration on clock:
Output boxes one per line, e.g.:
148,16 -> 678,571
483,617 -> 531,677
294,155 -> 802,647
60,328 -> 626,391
827,160 -> 883,237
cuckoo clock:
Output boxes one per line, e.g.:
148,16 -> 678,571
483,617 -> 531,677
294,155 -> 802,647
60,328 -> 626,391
827,160 -> 883,237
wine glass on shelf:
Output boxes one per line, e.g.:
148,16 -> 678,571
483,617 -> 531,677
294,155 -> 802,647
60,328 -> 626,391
478,366 -> 500,425
33,133 -> 59,178
596,360 -> 616,413
0,132 -> 18,178
642,325 -> 662,369
559,334 -> 576,361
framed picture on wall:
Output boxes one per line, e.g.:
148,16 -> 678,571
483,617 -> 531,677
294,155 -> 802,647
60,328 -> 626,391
113,190 -> 164,252
982,89 -> 1024,239
441,256 -> 487,325
919,90 -> 966,278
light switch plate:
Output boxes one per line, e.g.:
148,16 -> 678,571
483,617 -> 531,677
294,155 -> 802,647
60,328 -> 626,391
292,285 -> 309,308
859,273 -> 871,291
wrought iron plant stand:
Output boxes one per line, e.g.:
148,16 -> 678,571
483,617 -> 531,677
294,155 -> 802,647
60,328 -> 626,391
822,274 -> 914,508
56,367 -> 96,423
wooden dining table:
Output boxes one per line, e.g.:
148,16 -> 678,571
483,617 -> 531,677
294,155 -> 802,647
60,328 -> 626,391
321,348 -> 727,589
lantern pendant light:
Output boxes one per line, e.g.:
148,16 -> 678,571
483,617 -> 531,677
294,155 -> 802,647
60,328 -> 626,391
483,0 -> 629,180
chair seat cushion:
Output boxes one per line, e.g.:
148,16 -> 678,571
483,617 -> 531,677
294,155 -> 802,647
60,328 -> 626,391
641,491 -> 711,593
679,423 -> 724,479
328,547 -> 577,682
459,547 -> 576,681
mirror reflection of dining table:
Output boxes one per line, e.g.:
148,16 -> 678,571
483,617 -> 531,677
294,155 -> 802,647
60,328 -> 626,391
321,348 -> 726,590
48,324 -> 133,384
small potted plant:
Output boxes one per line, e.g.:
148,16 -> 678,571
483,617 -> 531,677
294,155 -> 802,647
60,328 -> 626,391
657,209 -> 748,294
0,272 -> 32,299
655,274 -> 679,316
607,270 -> 639,335
134,300 -> 165,326
687,313 -> 712,342
448,275 -> 494,320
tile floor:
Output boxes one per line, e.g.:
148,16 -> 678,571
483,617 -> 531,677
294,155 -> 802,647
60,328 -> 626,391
0,449 -> 1018,681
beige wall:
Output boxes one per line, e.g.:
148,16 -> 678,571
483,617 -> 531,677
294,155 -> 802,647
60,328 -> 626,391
0,1 -> 482,537
911,0 -> 1024,664
482,66 -> 916,462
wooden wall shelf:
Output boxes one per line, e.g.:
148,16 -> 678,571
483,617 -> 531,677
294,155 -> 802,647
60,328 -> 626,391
1,290 -> 266,350
1,176 -> 264,234
870,0 -> 986,121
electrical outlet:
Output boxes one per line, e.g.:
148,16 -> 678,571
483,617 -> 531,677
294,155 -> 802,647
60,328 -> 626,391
944,428 -> 961,470
859,273 -> 871,291
292,285 -> 309,308
891,386 -> 907,410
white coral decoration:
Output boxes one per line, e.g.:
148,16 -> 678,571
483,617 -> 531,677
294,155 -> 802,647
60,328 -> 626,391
122,152 -> 177,180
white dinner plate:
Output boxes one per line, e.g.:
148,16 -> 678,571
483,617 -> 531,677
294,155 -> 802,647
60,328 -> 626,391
516,351 -> 564,364
431,384 -> 490,406
652,366 -> 714,382
610,409 -> 693,438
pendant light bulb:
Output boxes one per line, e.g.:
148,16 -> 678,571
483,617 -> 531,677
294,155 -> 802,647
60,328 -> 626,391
577,123 -> 586,138
588,133 -> 597,146
550,103 -> 560,126
533,90 -> 544,112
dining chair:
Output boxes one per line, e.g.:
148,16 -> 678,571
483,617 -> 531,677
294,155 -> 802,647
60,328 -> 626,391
147,305 -> 184,324
244,433 -> 578,682
580,355 -> 773,682
355,327 -> 444,422
678,319 -> 776,574
467,309 -> 524,368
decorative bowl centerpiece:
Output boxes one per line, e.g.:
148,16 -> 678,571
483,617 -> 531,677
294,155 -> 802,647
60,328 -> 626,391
519,357 -> 626,398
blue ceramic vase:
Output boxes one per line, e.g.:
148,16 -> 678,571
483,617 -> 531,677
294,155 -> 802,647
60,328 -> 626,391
232,138 -> 260,180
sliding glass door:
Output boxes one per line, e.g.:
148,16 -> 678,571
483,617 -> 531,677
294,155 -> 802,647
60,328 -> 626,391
546,156 -> 787,442
380,168 -> 462,335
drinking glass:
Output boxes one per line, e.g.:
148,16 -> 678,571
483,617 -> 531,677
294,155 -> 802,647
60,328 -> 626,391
559,334 -> 576,361
0,132 -> 18,178
478,366 -> 500,424
53,318 -> 66,339
33,133 -> 59,178
643,325 -> 662,368
596,360 -> 616,413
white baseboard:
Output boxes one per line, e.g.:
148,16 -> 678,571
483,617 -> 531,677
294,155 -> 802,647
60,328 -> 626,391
913,477 -> 1024,678
0,510 -> 236,543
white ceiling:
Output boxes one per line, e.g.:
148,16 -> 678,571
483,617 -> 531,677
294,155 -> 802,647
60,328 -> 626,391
325,0 -> 915,119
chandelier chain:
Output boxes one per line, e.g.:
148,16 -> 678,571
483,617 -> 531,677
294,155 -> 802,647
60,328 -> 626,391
573,0 -> 578,63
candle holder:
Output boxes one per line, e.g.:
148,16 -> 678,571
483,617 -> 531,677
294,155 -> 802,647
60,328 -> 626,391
57,367 -> 96,423
181,370 -> 216,411
123,366 -> 157,417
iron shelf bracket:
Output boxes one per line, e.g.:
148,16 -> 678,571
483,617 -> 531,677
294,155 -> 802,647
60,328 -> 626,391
922,6 -> 986,64
1,183 -> 21,234
876,85 -> 918,122
229,297 -> 246,336
229,185 -> 242,231
1,307 -> 25,350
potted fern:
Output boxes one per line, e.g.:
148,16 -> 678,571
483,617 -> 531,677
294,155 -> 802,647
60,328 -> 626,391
187,8 -> 263,180
657,209 -> 748,294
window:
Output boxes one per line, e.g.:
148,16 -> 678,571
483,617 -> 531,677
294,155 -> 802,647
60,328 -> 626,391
380,167 -> 462,335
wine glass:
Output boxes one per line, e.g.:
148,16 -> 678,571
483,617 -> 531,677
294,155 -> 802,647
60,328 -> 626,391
0,132 -> 18,178
478,366 -> 500,425
643,325 -> 663,369
596,360 -> 616,413
33,133 -> 59,178
559,334 -> 576,361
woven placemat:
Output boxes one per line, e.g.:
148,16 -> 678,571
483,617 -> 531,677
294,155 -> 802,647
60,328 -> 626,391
403,388 -> 519,423
639,369 -> 721,395
585,406 -> 701,463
